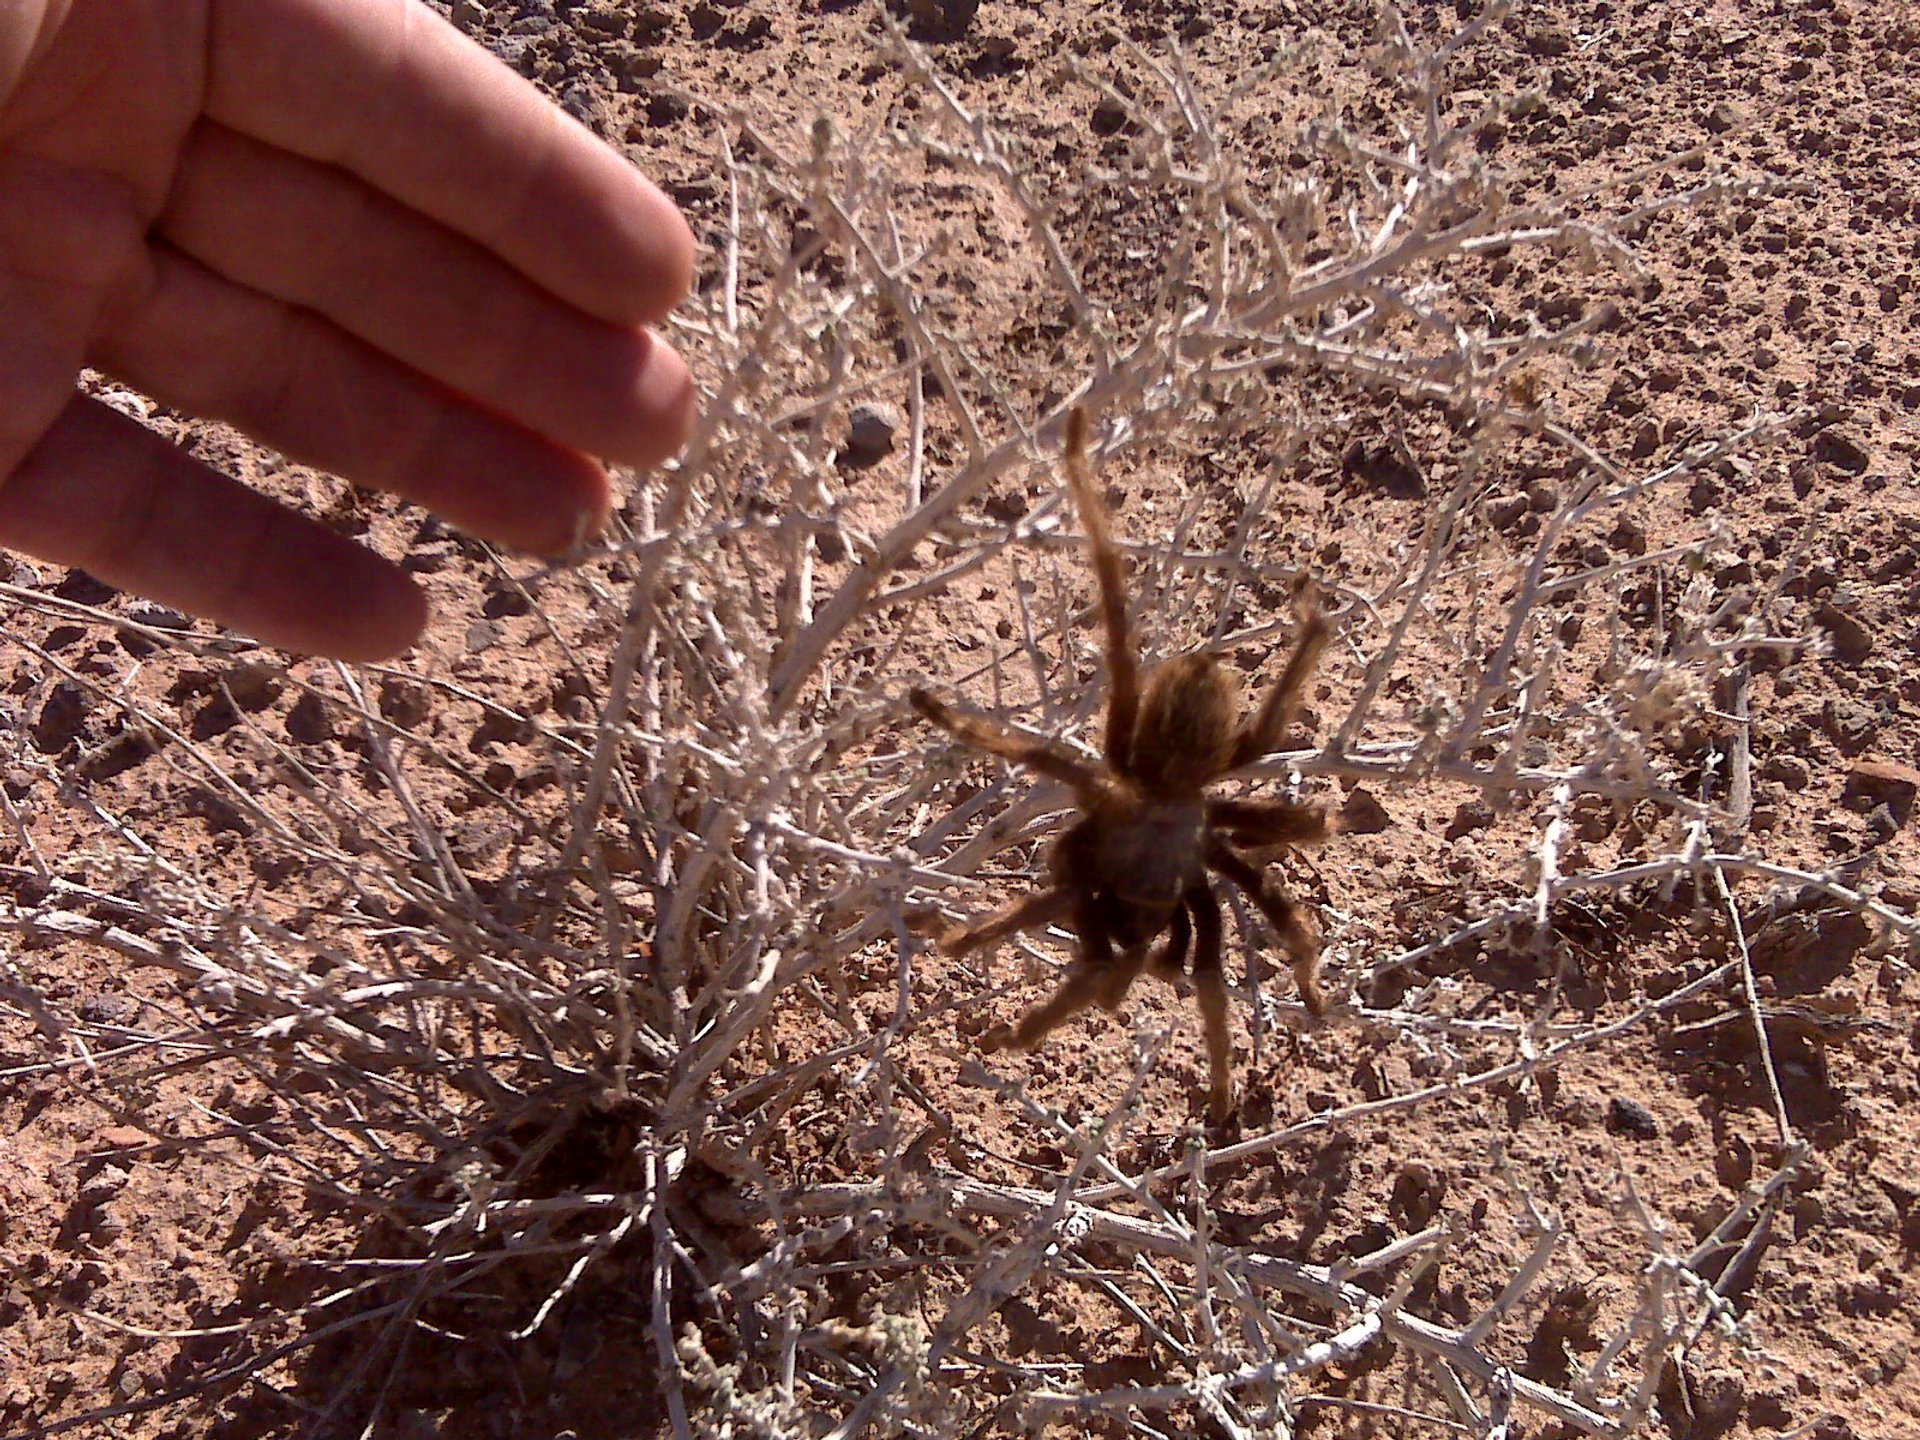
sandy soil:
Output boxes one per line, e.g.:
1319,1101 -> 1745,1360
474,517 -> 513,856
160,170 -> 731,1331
1,2 -> 1916,1437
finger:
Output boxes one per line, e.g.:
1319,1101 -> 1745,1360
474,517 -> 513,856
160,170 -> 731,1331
0,147 -> 150,478
0,395 -> 427,661
94,244 -> 621,552
204,0 -> 694,327
159,121 -> 693,472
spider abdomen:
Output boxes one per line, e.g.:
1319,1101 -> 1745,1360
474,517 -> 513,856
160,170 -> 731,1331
1090,801 -> 1207,910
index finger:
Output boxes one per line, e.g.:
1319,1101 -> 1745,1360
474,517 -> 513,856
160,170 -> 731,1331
203,0 -> 694,327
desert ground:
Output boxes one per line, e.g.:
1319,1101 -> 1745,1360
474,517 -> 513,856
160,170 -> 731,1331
2,1 -> 1917,1437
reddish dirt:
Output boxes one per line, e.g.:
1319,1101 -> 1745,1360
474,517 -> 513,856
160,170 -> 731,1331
2,3 -> 1917,1438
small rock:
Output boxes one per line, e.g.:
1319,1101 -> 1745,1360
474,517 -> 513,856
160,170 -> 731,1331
378,680 -> 433,729
1816,602 -> 1874,664
1606,1095 -> 1660,1139
286,692 -> 334,746
1705,99 -> 1747,133
79,1164 -> 132,1207
56,570 -> 117,605
905,0 -> 979,37
1813,428 -> 1870,473
30,682 -> 88,754
605,41 -> 662,88
78,993 -> 140,1026
842,403 -> 900,466
1609,514 -> 1648,556
466,618 -> 504,653
126,603 -> 192,632
1570,793 -> 1613,841
1846,758 -> 1920,824
1338,787 -> 1391,834
578,1 -> 630,35
1760,753 -> 1811,789
1524,21 -> 1572,56
1445,798 -> 1495,840
1485,493 -> 1529,530
1687,473 -> 1723,513
1390,1162 -> 1446,1228
632,4 -> 676,38
1090,96 -> 1130,136
1883,1338 -> 1911,1379
223,662 -> 284,712
644,91 -> 689,126
1689,1366 -> 1745,1424
1822,696 -> 1877,752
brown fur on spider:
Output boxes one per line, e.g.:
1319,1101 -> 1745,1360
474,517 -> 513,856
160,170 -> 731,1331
910,408 -> 1338,1122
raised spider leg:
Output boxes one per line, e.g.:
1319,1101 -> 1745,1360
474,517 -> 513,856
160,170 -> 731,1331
1231,577 -> 1331,768
1207,841 -> 1328,1019
982,894 -> 1118,1054
1062,408 -> 1141,774
1184,883 -> 1235,1121
938,887 -> 1073,957
910,688 -> 1104,795
1207,796 -> 1334,848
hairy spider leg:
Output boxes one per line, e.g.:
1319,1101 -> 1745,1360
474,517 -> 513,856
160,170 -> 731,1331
1088,897 -> 1192,1013
1230,577 -> 1331,770
1207,841 -> 1327,1018
1184,884 -> 1235,1120
938,887 -> 1074,957
1062,407 -> 1141,774
1207,796 -> 1334,848
1145,896 -> 1193,984
981,891 -> 1120,1054
909,688 -> 1104,795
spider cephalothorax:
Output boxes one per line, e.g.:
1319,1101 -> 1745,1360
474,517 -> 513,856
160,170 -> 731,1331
911,408 -> 1336,1119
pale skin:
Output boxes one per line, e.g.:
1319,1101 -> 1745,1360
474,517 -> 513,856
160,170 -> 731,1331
0,0 -> 698,660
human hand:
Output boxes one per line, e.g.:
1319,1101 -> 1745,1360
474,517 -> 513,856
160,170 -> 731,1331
0,0 -> 696,660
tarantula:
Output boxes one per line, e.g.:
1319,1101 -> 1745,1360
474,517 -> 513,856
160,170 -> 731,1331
910,408 -> 1336,1119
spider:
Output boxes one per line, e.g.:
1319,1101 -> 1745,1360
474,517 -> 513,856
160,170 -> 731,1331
910,408 -> 1337,1120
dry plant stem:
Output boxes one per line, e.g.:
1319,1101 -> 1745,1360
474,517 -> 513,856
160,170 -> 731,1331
1329,461 -> 1478,757
1370,848 -> 1919,991
1444,410 -> 1799,767
1094,951 -> 1741,1201
796,1176 -> 1614,1435
1721,663 -> 1754,840
1713,862 -> 1795,1146
819,1041 -> 1166,1440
